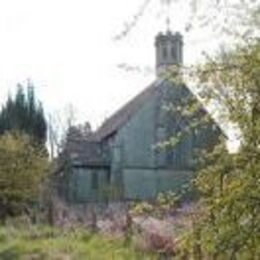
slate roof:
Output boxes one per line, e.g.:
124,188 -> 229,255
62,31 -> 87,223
57,126 -> 109,168
64,139 -> 109,166
56,80 -> 160,169
57,78 -> 224,170
95,81 -> 158,140
94,78 -> 224,141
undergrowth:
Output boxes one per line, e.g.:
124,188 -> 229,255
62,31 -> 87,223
0,224 -> 156,260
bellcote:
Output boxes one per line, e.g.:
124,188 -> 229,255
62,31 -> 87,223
155,31 -> 183,77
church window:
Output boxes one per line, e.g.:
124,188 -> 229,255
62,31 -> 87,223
157,127 -> 166,142
91,172 -> 98,190
113,145 -> 121,163
193,128 -> 199,147
106,171 -> 111,183
156,127 -> 167,167
171,47 -> 177,60
162,47 -> 167,59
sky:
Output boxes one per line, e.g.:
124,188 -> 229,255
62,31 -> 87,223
0,0 -> 241,150
0,0 -> 222,124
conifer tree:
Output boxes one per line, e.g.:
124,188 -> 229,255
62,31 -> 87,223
0,82 -> 47,144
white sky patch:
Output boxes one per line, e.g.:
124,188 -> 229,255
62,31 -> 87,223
0,0 -> 243,153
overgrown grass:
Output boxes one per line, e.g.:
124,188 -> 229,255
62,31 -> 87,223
0,224 -> 156,259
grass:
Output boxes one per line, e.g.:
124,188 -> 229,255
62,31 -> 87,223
0,224 -> 157,260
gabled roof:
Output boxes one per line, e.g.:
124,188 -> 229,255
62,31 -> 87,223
94,78 -> 224,141
94,81 -> 159,140
61,139 -> 109,167
56,78 -> 224,171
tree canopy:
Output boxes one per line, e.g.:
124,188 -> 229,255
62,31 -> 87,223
0,82 -> 47,144
178,9 -> 260,260
0,132 -> 49,219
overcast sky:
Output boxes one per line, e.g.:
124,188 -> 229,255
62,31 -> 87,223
0,0 -> 231,129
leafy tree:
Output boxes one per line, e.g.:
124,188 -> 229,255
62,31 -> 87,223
0,82 -> 47,144
194,39 -> 259,258
0,132 -> 49,219
177,24 -> 260,260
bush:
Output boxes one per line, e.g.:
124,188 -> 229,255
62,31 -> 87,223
0,132 -> 49,219
0,224 -> 157,259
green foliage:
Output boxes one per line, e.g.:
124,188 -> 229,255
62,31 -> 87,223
130,201 -> 154,216
178,31 -> 260,260
0,224 -> 156,259
180,142 -> 260,258
0,132 -> 49,219
197,41 -> 260,139
156,191 -> 180,213
0,82 -> 47,144
130,191 -> 181,218
168,1 -> 260,257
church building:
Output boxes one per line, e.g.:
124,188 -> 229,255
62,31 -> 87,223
57,31 -> 221,203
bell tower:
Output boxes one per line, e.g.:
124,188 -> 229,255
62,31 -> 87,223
155,31 -> 183,77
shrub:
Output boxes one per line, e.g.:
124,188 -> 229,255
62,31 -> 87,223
0,132 -> 49,219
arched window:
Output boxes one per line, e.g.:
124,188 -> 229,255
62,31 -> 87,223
171,47 -> 176,60
157,127 -> 166,142
91,171 -> 99,190
162,47 -> 167,59
156,127 -> 167,167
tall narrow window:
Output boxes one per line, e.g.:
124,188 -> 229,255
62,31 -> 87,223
156,127 -> 167,167
91,172 -> 98,190
113,145 -> 121,163
171,47 -> 176,60
162,47 -> 167,59
106,170 -> 111,184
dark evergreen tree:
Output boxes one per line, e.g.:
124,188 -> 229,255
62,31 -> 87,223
0,82 -> 47,144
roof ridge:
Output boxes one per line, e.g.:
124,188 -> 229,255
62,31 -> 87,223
94,80 -> 157,140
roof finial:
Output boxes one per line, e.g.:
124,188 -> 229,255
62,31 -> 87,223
166,16 -> 170,32
165,0 -> 172,32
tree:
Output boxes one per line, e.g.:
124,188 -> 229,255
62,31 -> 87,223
177,20 -> 260,260
48,104 -> 81,159
0,132 -> 49,219
130,1 -> 260,258
0,82 -> 47,144
189,39 -> 259,259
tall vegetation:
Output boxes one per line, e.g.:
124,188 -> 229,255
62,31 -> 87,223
185,39 -> 260,260
178,6 -> 260,259
0,82 -> 47,144
0,82 -> 49,220
0,132 -> 49,220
